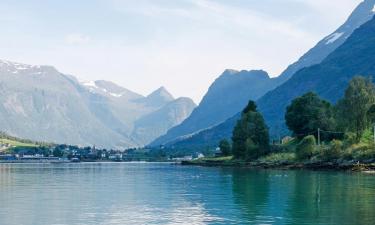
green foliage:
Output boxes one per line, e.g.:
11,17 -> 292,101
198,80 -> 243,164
258,152 -> 296,164
219,139 -> 231,156
296,135 -> 316,161
367,104 -> 375,124
232,101 -> 269,160
242,100 -> 257,114
321,140 -> 342,161
360,129 -> 374,145
285,92 -> 334,140
336,76 -> 375,141
342,132 -> 357,147
10,146 -> 51,156
344,143 -> 375,161
232,121 -> 247,159
53,148 -> 64,157
245,138 -> 260,160
0,132 -> 52,147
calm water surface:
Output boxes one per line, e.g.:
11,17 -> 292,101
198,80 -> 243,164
0,163 -> 374,225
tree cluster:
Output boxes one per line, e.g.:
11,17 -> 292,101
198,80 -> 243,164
286,76 -> 375,143
217,76 -> 374,162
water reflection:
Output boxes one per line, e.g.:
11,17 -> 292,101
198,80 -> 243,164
0,163 -> 374,225
230,169 -> 375,225
285,171 -> 375,225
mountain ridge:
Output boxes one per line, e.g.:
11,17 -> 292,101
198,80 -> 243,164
149,0 -> 375,147
150,69 -> 277,146
0,59 -> 195,148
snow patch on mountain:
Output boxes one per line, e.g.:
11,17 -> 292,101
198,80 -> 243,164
325,32 -> 344,45
0,59 -> 46,75
81,80 -> 124,97
372,4 -> 375,12
82,81 -> 98,88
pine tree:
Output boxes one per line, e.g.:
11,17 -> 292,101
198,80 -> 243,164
232,100 -> 269,160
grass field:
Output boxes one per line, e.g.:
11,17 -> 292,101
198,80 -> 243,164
0,138 -> 38,148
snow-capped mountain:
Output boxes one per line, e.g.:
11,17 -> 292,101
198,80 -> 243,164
0,60 -> 196,148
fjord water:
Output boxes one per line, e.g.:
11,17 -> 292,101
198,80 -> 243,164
0,163 -> 374,225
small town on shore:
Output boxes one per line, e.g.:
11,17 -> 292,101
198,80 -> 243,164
0,132 -> 207,163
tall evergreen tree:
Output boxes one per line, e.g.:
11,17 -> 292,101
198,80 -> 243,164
232,100 -> 269,160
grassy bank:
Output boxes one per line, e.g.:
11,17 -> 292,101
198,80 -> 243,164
183,139 -> 375,172
182,153 -> 375,171
0,138 -> 38,148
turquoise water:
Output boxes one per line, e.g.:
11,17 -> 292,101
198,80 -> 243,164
0,163 -> 374,225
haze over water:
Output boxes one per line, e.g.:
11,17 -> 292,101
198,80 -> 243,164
0,163 -> 374,225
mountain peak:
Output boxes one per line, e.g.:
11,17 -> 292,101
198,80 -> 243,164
222,69 -> 239,75
141,86 -> 174,108
150,68 -> 276,146
216,70 -> 270,86
147,86 -> 174,100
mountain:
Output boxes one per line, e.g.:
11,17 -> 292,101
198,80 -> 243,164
0,60 -> 195,148
161,0 -> 375,150
150,0 -> 375,148
0,60 -> 132,148
258,13 -> 375,137
140,87 -> 175,108
150,69 -> 277,146
84,80 -> 143,100
275,0 -> 375,84
132,97 -> 196,144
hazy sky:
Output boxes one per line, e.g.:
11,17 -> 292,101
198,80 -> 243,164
0,0 -> 363,103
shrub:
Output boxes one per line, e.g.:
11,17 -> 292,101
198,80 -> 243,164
351,143 -> 375,161
360,129 -> 374,145
321,140 -> 342,161
259,152 -> 296,164
269,144 -> 288,153
219,139 -> 231,156
343,132 -> 357,148
296,135 -> 316,161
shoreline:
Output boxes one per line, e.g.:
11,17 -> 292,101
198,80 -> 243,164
181,160 -> 375,172
0,160 -> 176,164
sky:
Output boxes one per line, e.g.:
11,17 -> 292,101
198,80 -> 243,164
0,0 -> 363,103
